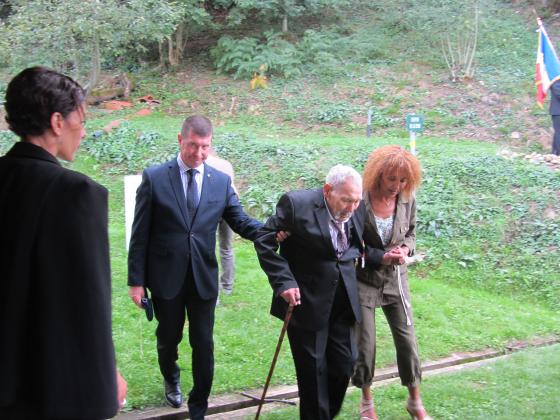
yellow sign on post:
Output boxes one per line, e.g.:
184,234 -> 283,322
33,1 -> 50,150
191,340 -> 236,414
406,114 -> 424,155
410,132 -> 417,155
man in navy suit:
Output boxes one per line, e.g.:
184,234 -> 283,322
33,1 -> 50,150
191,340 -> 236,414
550,80 -> 560,155
127,115 -> 262,419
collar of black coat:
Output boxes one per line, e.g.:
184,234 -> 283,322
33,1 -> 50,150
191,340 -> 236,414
6,141 -> 61,166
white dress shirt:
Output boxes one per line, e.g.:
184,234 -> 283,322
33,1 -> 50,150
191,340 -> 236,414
177,154 -> 204,201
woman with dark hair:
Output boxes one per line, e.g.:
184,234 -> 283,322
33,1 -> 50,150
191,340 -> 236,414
352,145 -> 431,420
0,67 -> 126,419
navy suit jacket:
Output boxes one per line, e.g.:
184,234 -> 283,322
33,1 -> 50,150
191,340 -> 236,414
254,188 -> 365,331
550,80 -> 560,115
128,158 -> 262,300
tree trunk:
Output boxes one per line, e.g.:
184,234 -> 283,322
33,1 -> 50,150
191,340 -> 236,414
168,36 -> 178,67
464,2 -> 479,79
282,15 -> 288,32
86,33 -> 101,94
158,40 -> 166,69
175,22 -> 185,63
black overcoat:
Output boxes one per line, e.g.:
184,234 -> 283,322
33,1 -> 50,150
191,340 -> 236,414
0,142 -> 118,419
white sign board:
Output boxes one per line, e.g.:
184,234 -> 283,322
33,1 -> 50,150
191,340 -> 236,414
124,174 -> 142,251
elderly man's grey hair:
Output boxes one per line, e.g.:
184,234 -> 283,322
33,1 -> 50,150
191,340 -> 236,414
325,164 -> 362,189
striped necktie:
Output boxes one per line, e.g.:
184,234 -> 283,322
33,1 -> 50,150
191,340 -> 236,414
333,220 -> 347,258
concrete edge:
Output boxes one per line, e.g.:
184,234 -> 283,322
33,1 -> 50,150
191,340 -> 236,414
116,336 -> 560,419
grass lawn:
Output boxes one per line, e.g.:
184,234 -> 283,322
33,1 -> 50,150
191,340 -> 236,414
113,239 -> 560,411
65,127 -> 560,410
259,343 -> 560,419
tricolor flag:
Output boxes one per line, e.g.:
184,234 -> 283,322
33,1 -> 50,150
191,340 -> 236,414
536,18 -> 560,108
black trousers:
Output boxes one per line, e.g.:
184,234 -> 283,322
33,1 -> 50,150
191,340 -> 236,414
552,115 -> 560,155
287,280 -> 356,420
152,267 -> 217,420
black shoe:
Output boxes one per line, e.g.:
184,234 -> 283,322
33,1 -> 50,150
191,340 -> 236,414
164,380 -> 183,408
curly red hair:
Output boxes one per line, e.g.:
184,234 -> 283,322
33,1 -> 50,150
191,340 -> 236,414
362,145 -> 422,198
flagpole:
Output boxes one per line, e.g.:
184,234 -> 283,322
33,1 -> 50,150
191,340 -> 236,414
535,11 -> 546,109
537,17 -> 560,62
533,9 -> 542,27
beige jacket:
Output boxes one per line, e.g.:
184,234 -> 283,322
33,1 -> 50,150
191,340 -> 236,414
206,154 -> 238,195
357,192 -> 416,309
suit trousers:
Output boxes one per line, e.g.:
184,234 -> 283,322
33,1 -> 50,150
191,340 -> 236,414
552,115 -> 560,155
287,280 -> 356,420
218,219 -> 235,292
152,266 -> 217,420
352,298 -> 421,389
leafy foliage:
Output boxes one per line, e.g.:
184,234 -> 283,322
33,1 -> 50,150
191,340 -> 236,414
0,130 -> 17,155
313,102 -> 354,123
230,0 -> 349,31
0,0 -> 541,99
211,31 -> 302,79
0,0 -> 186,79
2,1 -> 126,76
211,22 -> 396,80
81,123 -> 176,172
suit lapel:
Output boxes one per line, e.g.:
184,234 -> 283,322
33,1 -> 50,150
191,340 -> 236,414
364,192 -> 383,244
313,190 -> 337,257
168,160 -> 190,228
348,216 -> 363,251
389,194 -> 407,246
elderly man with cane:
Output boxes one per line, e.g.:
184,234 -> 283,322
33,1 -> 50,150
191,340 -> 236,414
254,165 -> 365,419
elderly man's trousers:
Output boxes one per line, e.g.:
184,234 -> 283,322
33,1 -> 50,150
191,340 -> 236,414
287,281 -> 356,420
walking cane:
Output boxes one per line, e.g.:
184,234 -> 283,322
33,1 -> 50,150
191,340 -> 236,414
255,304 -> 294,420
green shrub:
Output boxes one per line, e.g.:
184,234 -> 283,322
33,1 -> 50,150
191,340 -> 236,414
313,103 -> 353,123
81,123 -> 175,172
0,130 -> 17,155
370,108 -> 395,128
211,31 -> 302,79
0,80 -> 6,100
297,29 -> 339,63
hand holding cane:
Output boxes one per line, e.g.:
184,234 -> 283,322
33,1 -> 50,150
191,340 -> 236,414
255,303 -> 295,420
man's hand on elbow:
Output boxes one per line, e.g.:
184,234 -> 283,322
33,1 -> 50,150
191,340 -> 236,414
276,230 -> 291,243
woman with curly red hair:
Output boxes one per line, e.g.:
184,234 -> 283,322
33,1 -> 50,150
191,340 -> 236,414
352,145 -> 431,420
